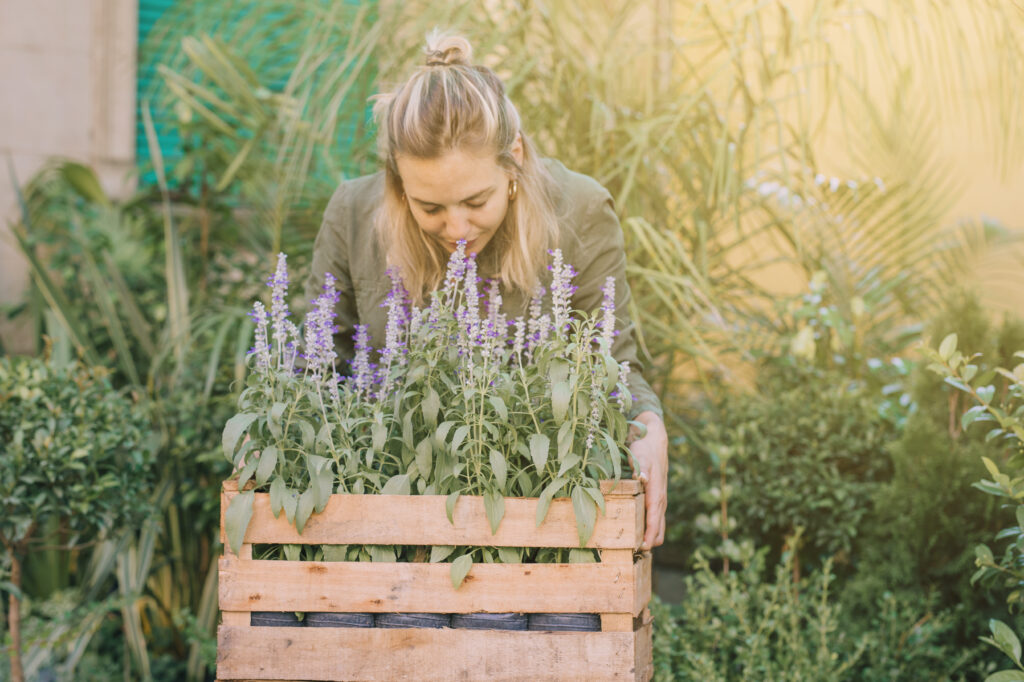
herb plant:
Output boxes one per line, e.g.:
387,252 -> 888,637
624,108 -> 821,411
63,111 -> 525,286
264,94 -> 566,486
223,245 -> 634,585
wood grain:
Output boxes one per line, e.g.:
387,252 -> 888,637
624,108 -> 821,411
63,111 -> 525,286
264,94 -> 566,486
216,625 -> 651,681
219,555 -> 646,615
220,482 -> 644,549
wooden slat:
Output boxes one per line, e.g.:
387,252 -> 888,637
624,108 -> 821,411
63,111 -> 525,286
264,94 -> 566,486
633,622 -> 654,681
633,552 -> 653,616
223,479 -> 641,496
601,613 -> 633,632
220,484 -> 644,549
216,626 -> 643,681
219,556 -> 644,614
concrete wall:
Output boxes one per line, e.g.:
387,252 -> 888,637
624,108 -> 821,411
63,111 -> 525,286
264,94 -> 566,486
0,0 -> 137,354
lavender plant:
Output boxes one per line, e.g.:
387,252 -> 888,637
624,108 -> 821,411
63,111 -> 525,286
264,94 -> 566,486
222,244 -> 635,587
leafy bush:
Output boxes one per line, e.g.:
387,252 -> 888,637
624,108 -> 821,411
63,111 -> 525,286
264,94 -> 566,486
650,545 -> 985,682
0,355 -> 155,682
651,537 -> 860,681
680,362 -> 896,572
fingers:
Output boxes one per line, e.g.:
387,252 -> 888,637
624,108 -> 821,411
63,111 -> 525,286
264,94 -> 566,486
640,481 -> 667,550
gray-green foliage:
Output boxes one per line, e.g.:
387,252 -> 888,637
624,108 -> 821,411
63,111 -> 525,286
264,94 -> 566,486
224,249 -> 632,584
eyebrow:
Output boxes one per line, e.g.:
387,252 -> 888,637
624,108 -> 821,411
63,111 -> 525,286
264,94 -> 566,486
411,186 -> 495,207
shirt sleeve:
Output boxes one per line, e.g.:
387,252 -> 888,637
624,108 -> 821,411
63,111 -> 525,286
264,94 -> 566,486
571,187 -> 663,421
304,183 -> 360,374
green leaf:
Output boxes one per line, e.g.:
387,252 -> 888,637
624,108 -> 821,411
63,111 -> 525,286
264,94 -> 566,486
435,421 -> 455,446
222,413 -> 258,462
976,544 -> 995,563
963,406 -> 989,431
224,490 -> 254,555
584,486 -> 607,515
269,476 -> 286,518
984,457 -> 1002,479
60,161 -> 111,206
557,453 -> 582,478
488,395 -> 508,421
1015,505 -> 1024,530
529,433 -> 550,472
321,545 -> 348,562
381,474 -> 411,495
451,425 -> 470,453
295,488 -> 315,534
369,545 -> 396,562
536,477 -> 568,527
984,670 -> 1024,682
938,333 -> 958,361
254,445 -> 278,486
282,489 -> 298,525
548,358 -> 570,384
297,420 -> 315,451
422,387 -> 441,426
313,466 -> 333,513
557,421 -> 574,460
551,381 -> 571,424
236,456 -> 259,490
978,385 -> 996,404
416,438 -> 433,480
451,554 -> 473,588
490,449 -> 508,489
603,432 -> 623,479
569,548 -> 597,563
430,545 -> 456,563
990,619 -> 1023,664
446,491 -> 461,524
571,486 -> 597,546
484,488 -> 506,534
372,422 -> 387,451
496,547 -> 521,564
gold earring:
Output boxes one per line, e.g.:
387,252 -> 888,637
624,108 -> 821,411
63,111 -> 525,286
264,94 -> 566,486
508,178 -> 518,202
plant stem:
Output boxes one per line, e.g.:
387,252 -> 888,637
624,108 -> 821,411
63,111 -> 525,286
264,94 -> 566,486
7,550 -> 24,682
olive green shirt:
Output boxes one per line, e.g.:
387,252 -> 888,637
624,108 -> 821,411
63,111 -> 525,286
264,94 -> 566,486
304,158 -> 662,420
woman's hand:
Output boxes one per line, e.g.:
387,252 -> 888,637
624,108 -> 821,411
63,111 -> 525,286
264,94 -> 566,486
628,410 -> 669,550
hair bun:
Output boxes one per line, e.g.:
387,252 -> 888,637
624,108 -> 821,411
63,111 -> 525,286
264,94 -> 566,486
423,31 -> 472,67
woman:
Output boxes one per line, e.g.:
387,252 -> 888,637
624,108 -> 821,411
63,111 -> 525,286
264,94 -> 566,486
305,32 -> 667,550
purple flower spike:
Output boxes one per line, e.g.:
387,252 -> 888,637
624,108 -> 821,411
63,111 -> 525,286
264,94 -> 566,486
599,276 -> 616,350
248,300 -> 271,370
549,249 -> 575,334
304,272 -> 341,379
351,324 -> 373,397
267,253 -> 291,363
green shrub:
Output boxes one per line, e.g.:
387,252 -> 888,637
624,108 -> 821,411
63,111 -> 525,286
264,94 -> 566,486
651,538 -> 860,681
0,355 -> 155,682
679,363 -> 896,571
650,546 -> 986,682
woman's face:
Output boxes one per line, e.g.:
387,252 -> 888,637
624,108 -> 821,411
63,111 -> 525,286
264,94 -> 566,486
396,141 -> 522,255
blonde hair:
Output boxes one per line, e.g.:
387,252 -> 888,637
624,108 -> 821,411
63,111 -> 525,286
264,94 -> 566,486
372,31 -> 559,304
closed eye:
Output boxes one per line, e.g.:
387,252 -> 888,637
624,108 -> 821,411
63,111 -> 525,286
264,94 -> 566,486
423,201 -> 485,215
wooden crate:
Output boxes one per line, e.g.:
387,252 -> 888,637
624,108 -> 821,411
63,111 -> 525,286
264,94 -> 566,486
217,479 -> 653,682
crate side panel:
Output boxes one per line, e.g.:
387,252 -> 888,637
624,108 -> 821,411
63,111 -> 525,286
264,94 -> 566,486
218,557 -> 635,613
222,491 -> 642,548
216,625 -> 639,681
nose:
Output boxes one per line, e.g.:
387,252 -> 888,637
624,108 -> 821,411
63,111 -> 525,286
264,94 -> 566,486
446,210 -> 472,240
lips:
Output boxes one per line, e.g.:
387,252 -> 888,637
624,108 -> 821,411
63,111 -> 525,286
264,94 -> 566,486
449,239 -> 477,252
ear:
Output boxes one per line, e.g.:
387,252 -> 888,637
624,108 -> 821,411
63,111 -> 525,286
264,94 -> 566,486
511,132 -> 524,166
